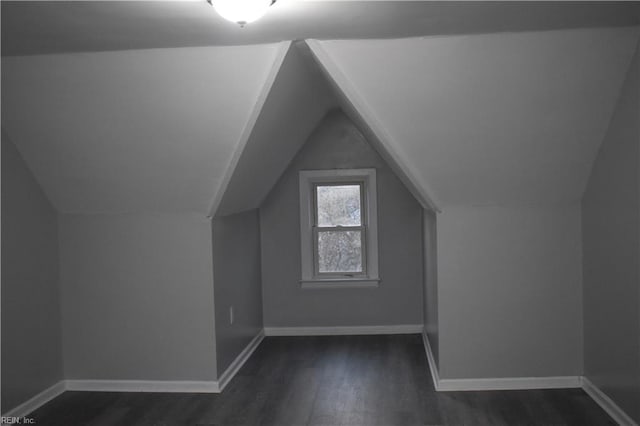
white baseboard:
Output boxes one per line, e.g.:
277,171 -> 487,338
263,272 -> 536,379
264,324 -> 423,336
9,332 -> 635,426
422,330 -> 636,423
437,375 -> 582,392
582,377 -> 638,426
421,331 -> 441,391
217,330 -> 264,392
63,330 -> 266,395
65,379 -> 220,393
422,330 -> 580,392
2,380 -> 66,418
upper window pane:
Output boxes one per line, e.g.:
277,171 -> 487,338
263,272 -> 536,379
316,184 -> 362,227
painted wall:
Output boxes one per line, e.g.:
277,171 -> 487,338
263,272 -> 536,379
212,210 -> 263,375
216,43 -> 336,216
260,110 -> 423,328
582,43 -> 640,423
423,209 -> 439,368
311,28 -> 639,207
437,205 -> 583,379
59,213 -> 217,380
1,43 -> 284,215
1,134 -> 64,412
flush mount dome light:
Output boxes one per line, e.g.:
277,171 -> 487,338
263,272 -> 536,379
208,0 -> 276,26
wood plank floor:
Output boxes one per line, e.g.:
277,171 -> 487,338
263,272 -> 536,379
30,335 -> 615,425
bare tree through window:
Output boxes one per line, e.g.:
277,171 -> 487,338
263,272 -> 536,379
315,184 -> 364,274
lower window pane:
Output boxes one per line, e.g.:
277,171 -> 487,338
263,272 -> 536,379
318,230 -> 362,273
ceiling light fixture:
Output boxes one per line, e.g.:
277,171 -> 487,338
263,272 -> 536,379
207,0 -> 276,27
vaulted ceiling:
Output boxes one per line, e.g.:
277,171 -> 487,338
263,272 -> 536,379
215,41 -> 337,216
2,43 -> 287,214
309,27 -> 640,207
2,2 -> 639,216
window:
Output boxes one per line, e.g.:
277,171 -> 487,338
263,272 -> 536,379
299,169 -> 379,288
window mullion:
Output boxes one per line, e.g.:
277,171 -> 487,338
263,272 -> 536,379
315,225 -> 364,232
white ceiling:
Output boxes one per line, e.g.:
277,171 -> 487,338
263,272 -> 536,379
1,43 -> 286,214
310,27 -> 640,207
3,1 -> 640,56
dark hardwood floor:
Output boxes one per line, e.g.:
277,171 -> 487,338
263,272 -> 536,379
30,335 -> 615,425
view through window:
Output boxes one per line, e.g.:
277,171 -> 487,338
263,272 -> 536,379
315,184 -> 364,274
299,169 -> 379,285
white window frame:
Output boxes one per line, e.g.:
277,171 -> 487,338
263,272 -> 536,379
299,169 -> 379,289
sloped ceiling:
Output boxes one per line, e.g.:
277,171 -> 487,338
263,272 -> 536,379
215,42 -> 337,217
309,27 -> 640,207
3,18 -> 639,215
1,43 -> 288,214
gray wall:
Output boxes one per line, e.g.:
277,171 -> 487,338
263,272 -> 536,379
437,205 -> 584,379
59,213 -> 217,380
212,210 -> 263,375
423,209 -> 439,368
582,43 -> 640,423
260,110 -> 423,327
2,134 -> 63,412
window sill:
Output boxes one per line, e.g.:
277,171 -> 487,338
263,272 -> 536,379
299,278 -> 380,289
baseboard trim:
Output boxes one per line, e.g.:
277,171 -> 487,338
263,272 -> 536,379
65,379 -> 220,393
65,330 -> 266,395
421,330 -> 581,392
421,331 -> 442,391
437,375 -> 582,392
422,332 -> 636,423
217,330 -> 265,392
11,333 -> 634,426
582,377 -> 638,426
2,380 -> 67,418
264,324 -> 424,336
